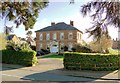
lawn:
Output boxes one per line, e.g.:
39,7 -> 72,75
41,54 -> 64,60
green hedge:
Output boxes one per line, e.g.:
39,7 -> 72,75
64,52 -> 120,71
2,49 -> 38,66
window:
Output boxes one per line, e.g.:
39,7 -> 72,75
68,32 -> 73,40
68,42 -> 73,51
60,33 -> 64,40
60,43 -> 64,50
77,33 -> 79,39
46,33 -> 50,40
39,34 -> 43,40
39,44 -> 42,50
79,34 -> 81,39
53,33 -> 57,40
46,43 -> 50,50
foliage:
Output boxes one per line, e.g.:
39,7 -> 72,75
6,40 -> 32,51
89,35 -> 112,53
0,0 -> 49,30
4,26 -> 13,35
63,46 -> 68,51
2,49 -> 38,66
73,44 -> 92,53
64,52 -> 119,71
0,33 -> 6,50
26,31 -> 32,36
108,48 -> 120,55
81,0 -> 120,40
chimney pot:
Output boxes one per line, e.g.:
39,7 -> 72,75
51,22 -> 55,26
70,20 -> 74,26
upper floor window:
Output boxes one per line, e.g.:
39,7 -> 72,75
53,33 -> 57,40
60,33 -> 64,40
46,33 -> 50,40
39,34 -> 43,40
68,32 -> 73,40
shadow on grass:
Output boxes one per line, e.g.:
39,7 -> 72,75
22,68 -> 119,82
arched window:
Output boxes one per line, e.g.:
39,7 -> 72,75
68,32 -> 73,40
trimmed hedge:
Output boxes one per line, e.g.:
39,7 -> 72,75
2,49 -> 38,66
64,52 -> 119,71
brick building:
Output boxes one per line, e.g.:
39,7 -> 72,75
35,21 -> 83,53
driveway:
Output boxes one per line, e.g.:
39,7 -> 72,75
2,58 -> 120,82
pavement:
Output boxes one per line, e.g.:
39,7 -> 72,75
2,58 -> 120,81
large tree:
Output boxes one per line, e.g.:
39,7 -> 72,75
0,0 -> 49,31
81,0 -> 120,40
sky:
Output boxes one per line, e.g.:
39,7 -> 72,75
0,0 -> 119,42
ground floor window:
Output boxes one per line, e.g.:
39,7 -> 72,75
39,44 -> 42,50
68,42 -> 73,51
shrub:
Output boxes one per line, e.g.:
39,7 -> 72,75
6,41 -> 32,51
64,52 -> 119,71
2,49 -> 38,66
64,46 -> 68,51
73,44 -> 92,53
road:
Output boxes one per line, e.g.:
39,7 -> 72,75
1,58 -> 120,82
1,67 -> 119,83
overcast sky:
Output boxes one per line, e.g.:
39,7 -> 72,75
0,0 -> 119,42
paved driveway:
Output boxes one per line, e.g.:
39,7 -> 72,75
2,58 -> 119,82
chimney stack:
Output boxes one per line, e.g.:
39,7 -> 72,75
51,22 -> 55,26
70,20 -> 74,26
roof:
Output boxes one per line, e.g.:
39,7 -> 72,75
6,34 -> 16,40
35,22 -> 83,33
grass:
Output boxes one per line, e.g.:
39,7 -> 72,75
41,54 -> 64,60
108,48 -> 120,55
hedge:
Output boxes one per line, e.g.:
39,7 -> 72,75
2,49 -> 38,66
63,52 -> 120,71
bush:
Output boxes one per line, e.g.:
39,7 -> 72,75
63,52 -> 119,71
6,41 -> 32,51
64,46 -> 68,51
2,49 -> 38,66
73,44 -> 93,53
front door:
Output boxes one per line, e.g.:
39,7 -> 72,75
50,41 -> 58,53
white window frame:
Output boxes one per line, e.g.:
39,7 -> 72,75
53,33 -> 57,40
39,44 -> 42,50
46,33 -> 50,40
60,32 -> 64,40
39,34 -> 43,40
68,32 -> 73,40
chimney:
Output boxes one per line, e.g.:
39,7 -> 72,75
51,22 -> 55,26
70,20 -> 74,26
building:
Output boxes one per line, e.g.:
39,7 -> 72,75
26,36 -> 36,46
35,21 -> 83,53
112,38 -> 120,49
6,34 -> 20,44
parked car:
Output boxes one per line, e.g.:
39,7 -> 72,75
36,49 -> 50,56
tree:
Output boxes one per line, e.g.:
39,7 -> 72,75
4,26 -> 13,35
89,35 -> 112,53
0,0 -> 49,30
26,31 -> 32,36
81,0 -> 120,40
